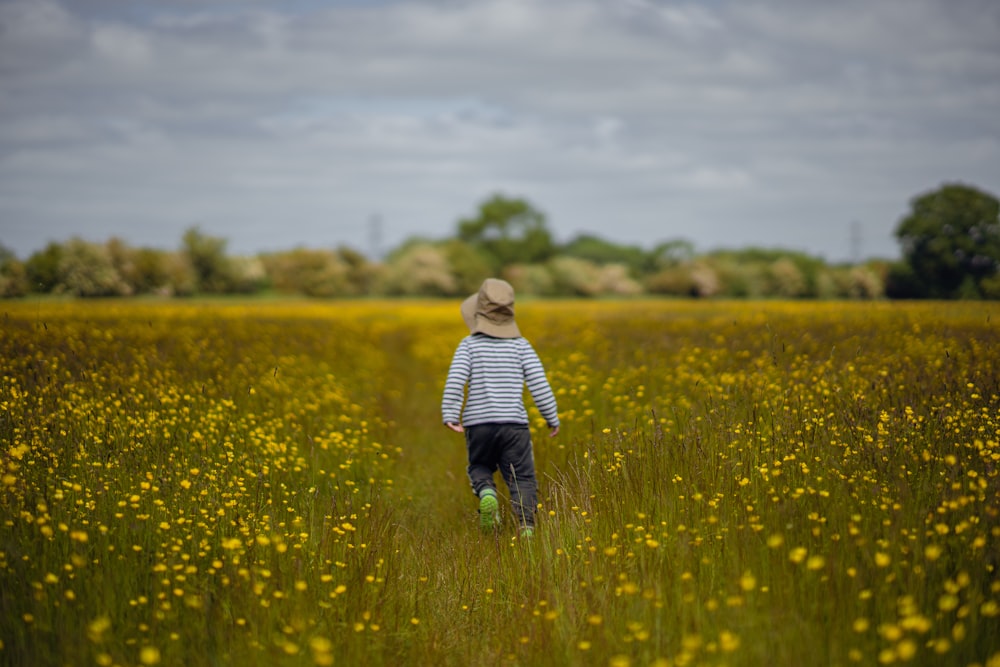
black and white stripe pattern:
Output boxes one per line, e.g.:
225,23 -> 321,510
442,334 -> 559,428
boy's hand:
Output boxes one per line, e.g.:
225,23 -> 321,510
549,425 -> 560,437
445,422 -> 464,433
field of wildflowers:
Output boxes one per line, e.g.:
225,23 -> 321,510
1,299 -> 998,667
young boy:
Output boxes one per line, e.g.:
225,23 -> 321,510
442,278 -> 560,537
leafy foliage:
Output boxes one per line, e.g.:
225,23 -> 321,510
24,241 -> 64,293
378,242 -> 458,296
57,238 -> 132,297
559,234 -> 652,274
8,184 -> 1000,300
457,194 -> 555,271
261,247 -> 372,297
894,183 -> 1000,298
182,226 -> 233,294
0,244 -> 28,298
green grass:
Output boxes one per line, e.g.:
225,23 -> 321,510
1,299 -> 998,666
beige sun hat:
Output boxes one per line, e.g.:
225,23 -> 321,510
460,293 -> 477,332
460,278 -> 521,338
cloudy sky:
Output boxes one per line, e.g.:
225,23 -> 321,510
1,0 -> 998,262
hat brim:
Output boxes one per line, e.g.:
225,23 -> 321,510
460,294 -> 477,332
475,318 -> 521,338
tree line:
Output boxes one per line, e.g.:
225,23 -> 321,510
1,183 -> 997,300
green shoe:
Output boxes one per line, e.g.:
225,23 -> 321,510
519,526 -> 534,539
478,492 -> 499,531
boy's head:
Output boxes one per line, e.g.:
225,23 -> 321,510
460,278 -> 521,338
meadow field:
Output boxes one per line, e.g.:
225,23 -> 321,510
1,298 -> 998,667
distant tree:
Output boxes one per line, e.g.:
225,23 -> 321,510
981,273 -> 1000,299
503,263 -> 555,296
648,239 -> 696,270
594,263 -> 643,296
690,262 -> 721,298
442,239 -> 493,295
226,256 -> 268,294
560,234 -> 649,274
105,237 -> 169,295
262,247 -> 362,297
0,245 -> 29,298
105,237 -> 133,283
894,183 -> 1000,299
181,226 -> 232,294
645,264 -> 696,297
848,264 -> 885,299
702,247 -> 825,298
336,246 -> 377,296
58,238 -> 131,297
379,242 -> 457,296
645,260 -> 718,298
768,258 -> 808,298
130,247 -> 172,294
25,242 -> 64,293
547,256 -> 602,297
457,194 -> 555,272
884,262 -> 923,299
703,254 -> 769,298
163,252 -> 197,297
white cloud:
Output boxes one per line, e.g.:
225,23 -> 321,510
91,23 -> 153,69
0,0 -> 998,261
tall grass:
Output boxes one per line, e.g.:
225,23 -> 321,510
1,300 -> 998,666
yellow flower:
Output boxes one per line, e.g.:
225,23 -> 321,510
310,637 -> 332,653
896,639 -> 917,661
879,624 -> 902,641
938,594 -> 959,612
806,555 -> 826,570
719,631 -> 740,652
139,646 -> 161,665
930,638 -> 951,654
87,616 -> 111,643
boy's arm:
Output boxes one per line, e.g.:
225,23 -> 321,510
522,343 -> 559,432
442,339 -> 471,428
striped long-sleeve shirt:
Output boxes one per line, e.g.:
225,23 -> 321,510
442,334 -> 559,429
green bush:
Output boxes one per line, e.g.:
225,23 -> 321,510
57,238 -> 131,297
0,246 -> 28,298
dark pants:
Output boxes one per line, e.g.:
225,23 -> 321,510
465,423 -> 538,528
